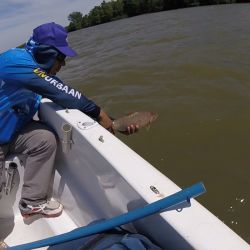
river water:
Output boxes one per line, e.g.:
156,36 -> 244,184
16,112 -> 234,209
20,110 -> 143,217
59,4 -> 250,243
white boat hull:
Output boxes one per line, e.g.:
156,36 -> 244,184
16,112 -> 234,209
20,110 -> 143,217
0,98 -> 249,249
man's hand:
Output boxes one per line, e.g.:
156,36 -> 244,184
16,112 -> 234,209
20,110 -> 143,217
119,124 -> 139,135
98,109 -> 115,134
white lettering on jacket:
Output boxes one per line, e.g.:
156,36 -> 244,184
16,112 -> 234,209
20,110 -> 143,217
34,68 -> 82,99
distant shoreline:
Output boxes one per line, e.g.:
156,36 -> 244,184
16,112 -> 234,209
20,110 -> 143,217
66,1 -> 246,32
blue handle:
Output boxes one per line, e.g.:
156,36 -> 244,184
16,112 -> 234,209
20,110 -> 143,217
8,182 -> 206,250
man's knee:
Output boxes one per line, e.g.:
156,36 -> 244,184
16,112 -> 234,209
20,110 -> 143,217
28,129 -> 57,155
39,129 -> 57,151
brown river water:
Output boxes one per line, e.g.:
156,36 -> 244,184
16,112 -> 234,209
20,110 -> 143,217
58,4 -> 250,243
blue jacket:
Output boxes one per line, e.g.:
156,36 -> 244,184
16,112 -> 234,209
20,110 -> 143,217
0,48 -> 100,144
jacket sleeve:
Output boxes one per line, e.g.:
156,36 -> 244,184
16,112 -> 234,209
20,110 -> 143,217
3,66 -> 101,119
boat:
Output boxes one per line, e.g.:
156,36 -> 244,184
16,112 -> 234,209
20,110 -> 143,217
0,98 -> 249,249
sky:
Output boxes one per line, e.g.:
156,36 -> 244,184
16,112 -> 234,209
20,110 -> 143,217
0,0 -> 105,53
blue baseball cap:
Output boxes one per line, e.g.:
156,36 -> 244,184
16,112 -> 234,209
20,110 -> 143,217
32,22 -> 77,57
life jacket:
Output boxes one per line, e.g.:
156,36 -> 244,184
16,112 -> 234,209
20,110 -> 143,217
0,86 -> 41,144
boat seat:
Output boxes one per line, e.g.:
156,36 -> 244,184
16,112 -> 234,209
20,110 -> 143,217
0,155 -> 26,241
0,154 -> 26,215
2,154 -> 25,195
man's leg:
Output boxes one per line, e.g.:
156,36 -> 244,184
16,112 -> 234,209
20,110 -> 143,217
9,121 -> 62,217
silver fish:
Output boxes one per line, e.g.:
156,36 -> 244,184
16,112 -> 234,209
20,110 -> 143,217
113,111 -> 158,132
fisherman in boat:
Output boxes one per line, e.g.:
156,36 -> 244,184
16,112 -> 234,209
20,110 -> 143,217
0,22 -> 137,218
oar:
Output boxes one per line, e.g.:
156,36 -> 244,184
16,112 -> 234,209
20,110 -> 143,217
7,182 -> 206,250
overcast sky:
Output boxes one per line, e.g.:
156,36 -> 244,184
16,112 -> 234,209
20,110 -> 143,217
0,0 -> 104,53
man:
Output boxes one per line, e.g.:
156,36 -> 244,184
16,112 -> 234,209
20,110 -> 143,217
0,22 -> 137,218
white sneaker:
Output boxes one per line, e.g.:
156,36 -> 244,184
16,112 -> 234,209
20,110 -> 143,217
19,200 -> 63,218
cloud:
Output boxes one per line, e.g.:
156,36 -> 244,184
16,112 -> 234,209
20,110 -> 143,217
0,0 -> 104,52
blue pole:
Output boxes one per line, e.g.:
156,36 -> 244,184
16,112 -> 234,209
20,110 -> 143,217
8,182 -> 206,250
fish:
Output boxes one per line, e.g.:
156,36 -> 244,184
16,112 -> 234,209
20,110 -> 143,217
112,111 -> 158,132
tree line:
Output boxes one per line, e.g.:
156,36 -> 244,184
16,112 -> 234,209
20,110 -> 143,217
67,0 -> 246,32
